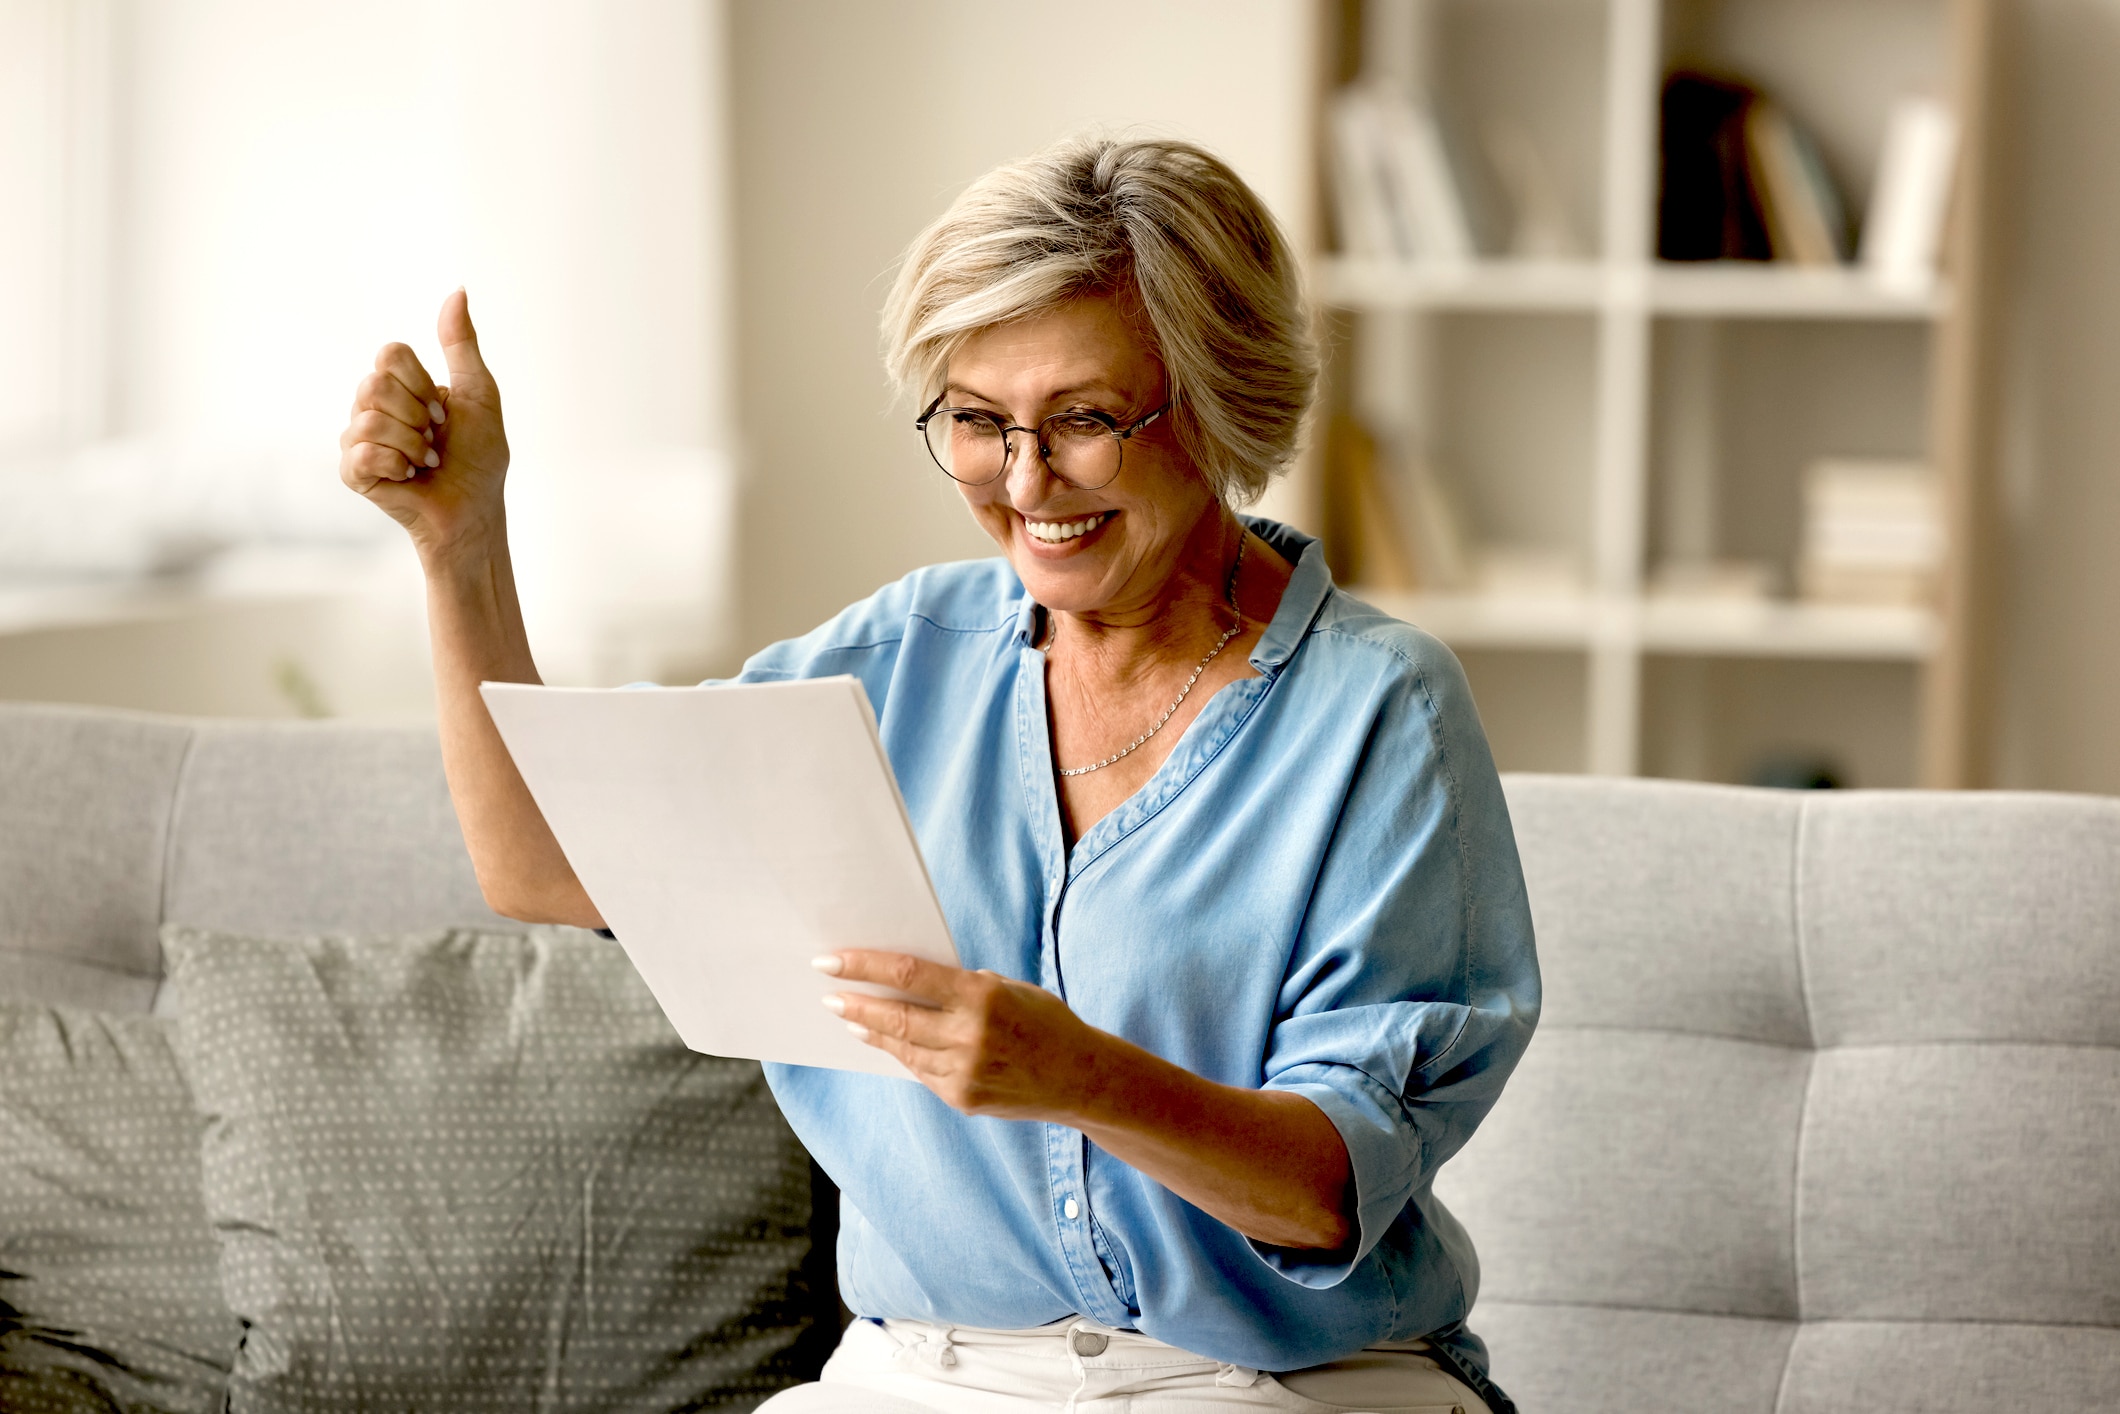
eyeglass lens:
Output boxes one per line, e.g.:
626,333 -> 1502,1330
923,410 -> 1125,490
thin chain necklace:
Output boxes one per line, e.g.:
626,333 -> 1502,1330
1052,534 -> 1247,778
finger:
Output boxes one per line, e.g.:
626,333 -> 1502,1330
353,369 -> 433,436
817,950 -> 967,1003
340,441 -> 417,492
438,287 -> 490,391
833,992 -> 951,1048
849,1022 -> 936,1080
373,342 -> 440,411
342,409 -> 440,471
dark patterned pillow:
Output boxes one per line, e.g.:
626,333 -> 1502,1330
161,925 -> 835,1413
0,1002 -> 241,1414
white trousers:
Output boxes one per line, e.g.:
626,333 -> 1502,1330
754,1316 -> 1492,1414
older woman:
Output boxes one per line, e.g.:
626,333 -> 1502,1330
338,137 -> 1537,1414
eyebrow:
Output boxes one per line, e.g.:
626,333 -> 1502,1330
944,380 -> 1126,410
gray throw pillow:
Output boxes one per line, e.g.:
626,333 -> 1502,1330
0,1002 -> 242,1414
161,924 -> 833,1413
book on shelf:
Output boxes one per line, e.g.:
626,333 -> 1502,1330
1745,99 -> 1849,266
1799,458 -> 1943,607
1399,452 -> 1472,592
1860,96 -> 1959,290
1327,90 -> 1399,261
1484,119 -> 1587,260
1322,413 -> 1471,593
1659,71 -> 1849,266
1322,413 -> 1415,590
1327,84 -> 1477,262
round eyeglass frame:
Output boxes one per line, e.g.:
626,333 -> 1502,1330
913,395 -> 1170,490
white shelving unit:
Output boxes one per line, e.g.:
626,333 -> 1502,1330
1312,0 -> 1997,786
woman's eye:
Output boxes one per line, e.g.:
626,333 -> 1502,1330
948,413 -> 1003,438
1046,414 -> 1108,442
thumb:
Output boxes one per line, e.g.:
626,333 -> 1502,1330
437,287 -> 490,388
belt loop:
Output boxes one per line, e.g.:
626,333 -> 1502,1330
1215,1363 -> 1262,1388
897,1323 -> 956,1370
1064,1321 -> 1094,1414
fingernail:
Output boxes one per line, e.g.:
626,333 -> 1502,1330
428,400 -> 446,424
423,426 -> 434,442
424,449 -> 440,468
810,955 -> 843,976
846,1022 -> 870,1040
820,994 -> 845,1016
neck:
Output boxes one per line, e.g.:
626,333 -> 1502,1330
1045,509 -> 1246,678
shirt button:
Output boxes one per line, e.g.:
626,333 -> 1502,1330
1063,1197 -> 1080,1220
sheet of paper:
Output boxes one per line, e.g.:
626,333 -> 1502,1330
480,676 -> 958,1078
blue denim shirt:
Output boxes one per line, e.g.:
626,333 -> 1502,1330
738,520 -> 1539,1377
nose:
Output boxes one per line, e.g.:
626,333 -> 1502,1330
1002,430 -> 1066,511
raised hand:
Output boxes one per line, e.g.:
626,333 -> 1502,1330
338,289 -> 511,558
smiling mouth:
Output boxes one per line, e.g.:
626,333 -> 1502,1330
1023,511 -> 1115,544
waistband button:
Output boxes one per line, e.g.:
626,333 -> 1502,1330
1070,1330 -> 1109,1357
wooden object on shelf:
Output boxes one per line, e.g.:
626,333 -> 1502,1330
1920,0 -> 2002,790
1320,413 -> 1417,591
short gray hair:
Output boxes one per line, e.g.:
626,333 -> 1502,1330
881,136 -> 1317,506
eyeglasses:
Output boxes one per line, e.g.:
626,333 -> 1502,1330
914,395 -> 1169,491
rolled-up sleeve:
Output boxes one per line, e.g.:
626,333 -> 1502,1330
1250,644 -> 1540,1286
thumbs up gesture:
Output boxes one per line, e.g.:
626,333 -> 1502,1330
339,289 -> 512,558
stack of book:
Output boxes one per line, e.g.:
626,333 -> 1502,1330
1798,458 -> 1944,607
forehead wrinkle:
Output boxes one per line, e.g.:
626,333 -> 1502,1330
945,378 -> 1126,410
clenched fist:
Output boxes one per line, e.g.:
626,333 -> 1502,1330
338,289 -> 511,558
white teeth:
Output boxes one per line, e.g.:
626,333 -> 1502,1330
1025,513 -> 1110,543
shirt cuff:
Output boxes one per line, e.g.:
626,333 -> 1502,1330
1248,1061 -> 1419,1289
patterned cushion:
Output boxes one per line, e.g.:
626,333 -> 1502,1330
161,925 -> 836,1413
0,1003 -> 242,1414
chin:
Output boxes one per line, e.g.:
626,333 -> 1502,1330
1007,549 -> 1119,612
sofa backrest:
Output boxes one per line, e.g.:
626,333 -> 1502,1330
0,703 -> 506,1013
1447,775 -> 2120,1413
5,705 -> 2116,1411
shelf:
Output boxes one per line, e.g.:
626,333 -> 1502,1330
1356,589 -> 1598,651
1351,587 -> 1938,661
1318,257 -> 1949,321
1645,264 -> 1949,321
1320,258 -> 1605,313
1638,597 -> 1937,660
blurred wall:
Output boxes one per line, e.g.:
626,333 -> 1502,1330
0,0 -> 738,714
1992,0 -> 2120,795
113,0 -> 736,686
727,0 -> 1317,653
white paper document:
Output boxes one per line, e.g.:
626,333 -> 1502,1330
480,677 -> 959,1078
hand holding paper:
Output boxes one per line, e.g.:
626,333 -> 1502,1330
815,949 -> 1099,1117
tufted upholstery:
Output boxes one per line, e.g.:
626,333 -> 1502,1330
1443,776 -> 2120,1413
0,703 -> 509,1012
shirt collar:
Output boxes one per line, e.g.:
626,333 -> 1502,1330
1006,515 -> 1332,675
1240,515 -> 1330,677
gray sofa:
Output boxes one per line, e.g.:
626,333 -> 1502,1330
2,702 -> 2115,1411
